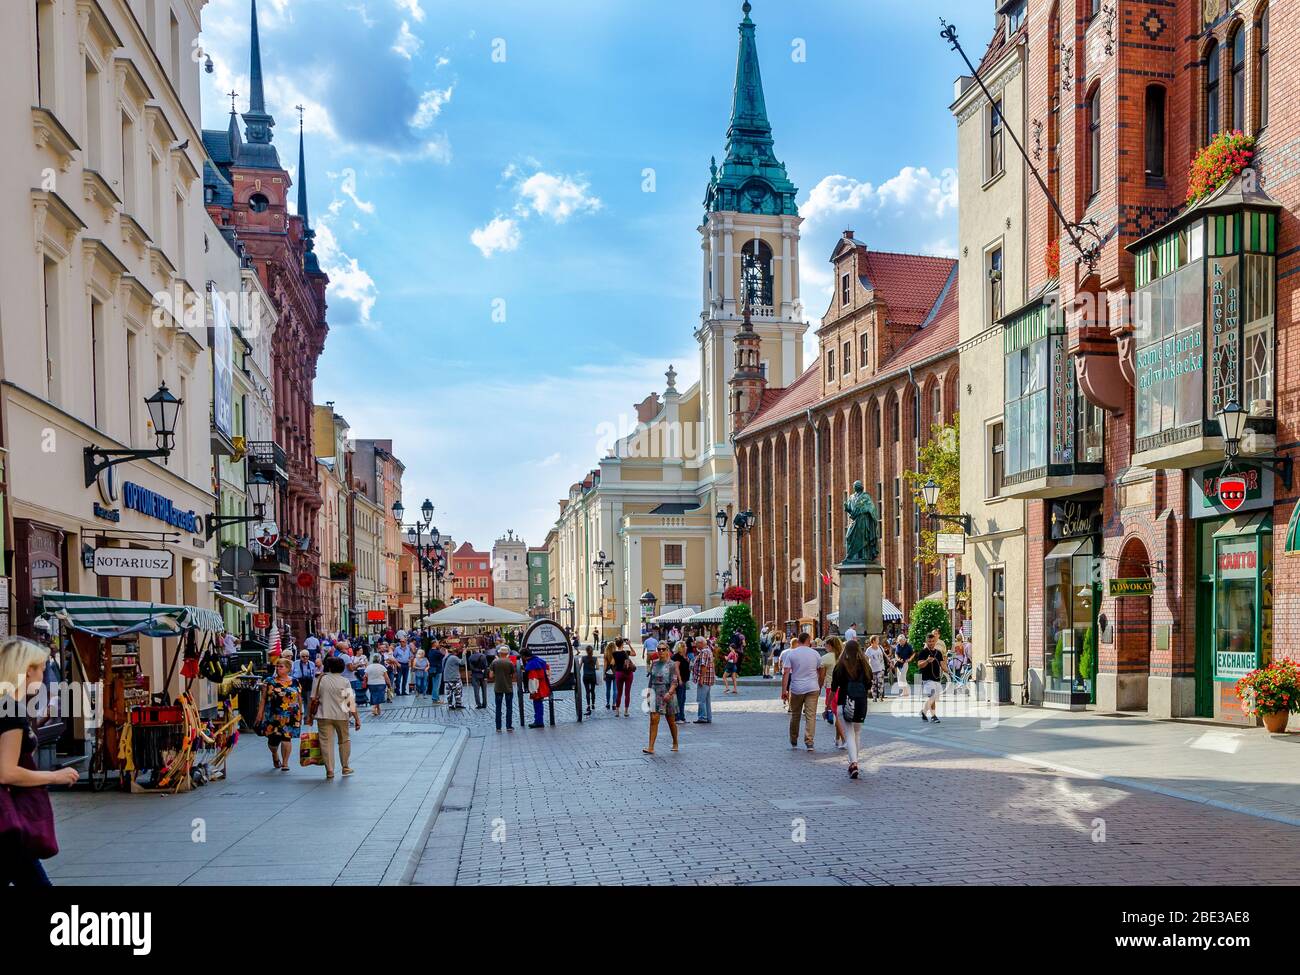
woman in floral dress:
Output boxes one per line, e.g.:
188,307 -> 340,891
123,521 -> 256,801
643,645 -> 681,755
256,656 -> 303,771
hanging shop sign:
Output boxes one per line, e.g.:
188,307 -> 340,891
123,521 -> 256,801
936,532 -> 965,555
1050,498 -> 1102,540
1188,463 -> 1272,519
252,613 -> 270,629
1108,577 -> 1154,597
122,482 -> 201,533
92,548 -> 174,579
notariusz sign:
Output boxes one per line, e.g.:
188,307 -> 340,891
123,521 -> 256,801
122,482 -> 200,533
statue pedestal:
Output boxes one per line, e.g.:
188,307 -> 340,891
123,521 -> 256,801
836,562 -> 884,636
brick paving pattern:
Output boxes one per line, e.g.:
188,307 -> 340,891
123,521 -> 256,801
442,685 -> 1300,886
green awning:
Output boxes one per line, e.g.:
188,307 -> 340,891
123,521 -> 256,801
1286,504 -> 1300,555
39,591 -> 225,638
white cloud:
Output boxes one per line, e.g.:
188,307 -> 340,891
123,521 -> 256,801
394,0 -> 425,22
800,166 -> 958,227
337,168 -> 375,214
410,86 -> 453,129
392,20 -> 421,59
470,216 -> 522,258
314,221 -> 379,328
513,170 -> 602,223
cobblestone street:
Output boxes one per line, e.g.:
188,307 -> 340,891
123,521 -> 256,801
424,683 -> 1300,886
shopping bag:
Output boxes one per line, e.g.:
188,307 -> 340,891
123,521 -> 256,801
299,731 -> 323,767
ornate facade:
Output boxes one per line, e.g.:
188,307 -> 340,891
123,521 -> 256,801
203,0 -> 329,641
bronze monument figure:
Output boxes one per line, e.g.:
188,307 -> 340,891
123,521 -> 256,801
843,480 -> 880,565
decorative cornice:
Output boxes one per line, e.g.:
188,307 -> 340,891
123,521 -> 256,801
955,57 -> 1023,126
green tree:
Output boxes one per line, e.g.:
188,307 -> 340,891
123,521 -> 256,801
908,598 -> 952,652
903,416 -> 960,567
719,603 -> 761,677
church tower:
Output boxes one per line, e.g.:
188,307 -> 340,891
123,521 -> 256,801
697,1 -> 806,464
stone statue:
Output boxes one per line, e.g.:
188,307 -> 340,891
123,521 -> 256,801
843,480 -> 880,565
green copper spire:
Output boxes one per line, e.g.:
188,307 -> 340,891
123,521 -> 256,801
705,2 -> 797,216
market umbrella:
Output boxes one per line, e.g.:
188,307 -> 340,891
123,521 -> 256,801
422,599 -> 531,627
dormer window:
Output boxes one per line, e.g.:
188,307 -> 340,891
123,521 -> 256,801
1005,0 -> 1025,35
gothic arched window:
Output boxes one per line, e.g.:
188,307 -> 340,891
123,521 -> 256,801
741,238 -> 774,312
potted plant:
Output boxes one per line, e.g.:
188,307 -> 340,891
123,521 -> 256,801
1235,659 -> 1300,733
328,560 -> 355,580
722,585 -> 752,603
1186,130 -> 1254,204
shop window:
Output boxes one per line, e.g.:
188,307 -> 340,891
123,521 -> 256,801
1144,85 -> 1166,180
1258,6 -> 1270,130
990,566 -> 1006,656
1229,24 -> 1245,131
1043,537 -> 1098,700
1205,40 -> 1220,143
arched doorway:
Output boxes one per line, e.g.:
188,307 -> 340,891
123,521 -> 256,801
1115,536 -> 1153,712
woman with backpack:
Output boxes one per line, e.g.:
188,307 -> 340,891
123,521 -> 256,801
829,639 -> 871,780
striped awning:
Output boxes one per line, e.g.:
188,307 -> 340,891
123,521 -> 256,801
829,598 -> 904,626
650,606 -> 698,624
40,591 -> 225,638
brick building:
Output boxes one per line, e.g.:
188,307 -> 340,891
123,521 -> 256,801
451,541 -> 494,605
735,235 -> 959,631
970,0 -> 1291,721
204,0 -> 328,641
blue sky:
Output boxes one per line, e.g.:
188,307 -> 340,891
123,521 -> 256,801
199,0 -> 974,549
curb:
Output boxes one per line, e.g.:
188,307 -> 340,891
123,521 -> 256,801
379,727 -> 469,886
867,723 -> 1300,829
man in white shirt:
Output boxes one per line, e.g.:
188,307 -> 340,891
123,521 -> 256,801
781,632 -> 826,751
843,623 -> 858,644
303,632 -> 320,659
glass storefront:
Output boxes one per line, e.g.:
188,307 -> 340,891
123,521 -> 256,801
1043,534 -> 1099,705
1211,513 -> 1272,684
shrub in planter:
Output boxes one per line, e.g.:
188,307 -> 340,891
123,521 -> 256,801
1079,626 -> 1097,686
1235,658 -> 1300,731
719,602 -> 761,677
1051,634 -> 1063,682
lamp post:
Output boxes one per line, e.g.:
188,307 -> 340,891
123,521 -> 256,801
1217,400 -> 1292,489
919,478 -> 973,535
205,470 -> 274,540
716,508 -> 755,588
591,549 -> 614,645
394,498 -> 435,628
84,382 -> 182,487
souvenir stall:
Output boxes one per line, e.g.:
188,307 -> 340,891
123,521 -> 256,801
40,592 -> 242,794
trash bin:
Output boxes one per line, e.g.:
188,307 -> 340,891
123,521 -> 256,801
990,654 -> 1013,704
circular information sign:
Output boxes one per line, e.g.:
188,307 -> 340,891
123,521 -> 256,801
521,618 -> 573,688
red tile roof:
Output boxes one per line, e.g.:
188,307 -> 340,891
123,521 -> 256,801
742,362 -> 822,435
858,249 -> 958,326
877,273 -> 959,375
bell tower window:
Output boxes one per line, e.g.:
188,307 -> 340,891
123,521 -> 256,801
249,193 -> 270,213
741,238 -> 774,313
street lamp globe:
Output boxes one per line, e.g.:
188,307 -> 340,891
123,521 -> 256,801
921,478 -> 940,510
715,509 -> 728,530
391,499 -> 404,523
420,498 -> 434,526
431,527 -> 441,545
406,527 -> 416,544
144,382 -> 182,450
247,472 -> 274,516
1217,400 -> 1248,454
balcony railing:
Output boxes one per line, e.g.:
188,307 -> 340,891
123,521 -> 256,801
252,539 -> 293,575
245,440 -> 289,487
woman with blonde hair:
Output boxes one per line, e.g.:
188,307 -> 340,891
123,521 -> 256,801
0,637 -> 78,885
602,642 -> 617,711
